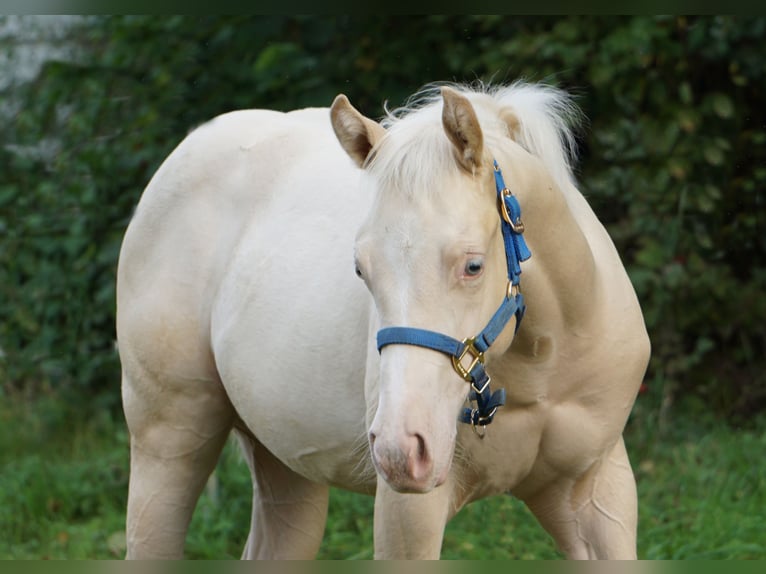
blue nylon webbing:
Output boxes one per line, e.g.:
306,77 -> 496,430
377,326 -> 463,356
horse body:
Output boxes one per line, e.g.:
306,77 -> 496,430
203,108 -> 375,488
119,107 -> 375,484
117,84 -> 650,559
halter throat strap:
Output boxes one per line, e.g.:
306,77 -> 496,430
376,159 -> 531,434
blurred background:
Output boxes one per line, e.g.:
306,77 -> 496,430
0,15 -> 764,559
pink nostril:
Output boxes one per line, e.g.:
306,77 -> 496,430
414,433 -> 426,461
408,433 -> 431,481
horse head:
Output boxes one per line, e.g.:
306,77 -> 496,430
331,87 -> 524,493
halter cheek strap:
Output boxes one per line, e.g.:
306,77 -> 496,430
376,160 -> 531,435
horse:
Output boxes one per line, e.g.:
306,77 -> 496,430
116,82 -> 650,559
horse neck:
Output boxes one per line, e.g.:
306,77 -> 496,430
507,150 -> 600,342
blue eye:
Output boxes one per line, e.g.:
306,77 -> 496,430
465,258 -> 484,277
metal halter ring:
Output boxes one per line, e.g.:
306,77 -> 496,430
469,406 -> 499,438
471,420 -> 487,438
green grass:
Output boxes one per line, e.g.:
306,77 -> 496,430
0,389 -> 764,559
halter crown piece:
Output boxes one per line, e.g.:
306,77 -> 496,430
376,160 -> 531,436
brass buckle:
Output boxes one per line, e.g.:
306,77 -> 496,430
499,189 -> 525,233
451,337 -> 484,382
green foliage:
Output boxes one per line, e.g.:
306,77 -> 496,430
1,16 -> 765,419
0,393 -> 129,558
574,16 -> 766,421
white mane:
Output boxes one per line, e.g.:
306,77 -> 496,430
367,82 -> 583,196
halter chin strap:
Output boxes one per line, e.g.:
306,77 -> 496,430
377,159 -> 531,435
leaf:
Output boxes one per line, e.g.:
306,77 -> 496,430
703,145 -> 725,166
107,530 -> 127,557
679,81 -> 693,105
636,239 -> 669,270
711,92 -> 734,119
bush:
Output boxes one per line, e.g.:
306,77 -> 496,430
1,16 -> 764,419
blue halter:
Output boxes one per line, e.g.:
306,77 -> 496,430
376,160 -> 531,435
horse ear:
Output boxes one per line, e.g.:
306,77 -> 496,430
330,94 -> 386,168
441,86 -> 484,172
500,107 -> 522,142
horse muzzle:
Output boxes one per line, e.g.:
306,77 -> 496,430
368,428 -> 450,493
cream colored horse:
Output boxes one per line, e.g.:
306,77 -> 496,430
117,82 -> 650,559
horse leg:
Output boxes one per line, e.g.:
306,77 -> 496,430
236,430 -> 330,559
123,371 -> 234,559
524,437 -> 638,560
373,477 -> 453,559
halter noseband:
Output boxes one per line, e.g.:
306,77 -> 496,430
376,160 -> 531,436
